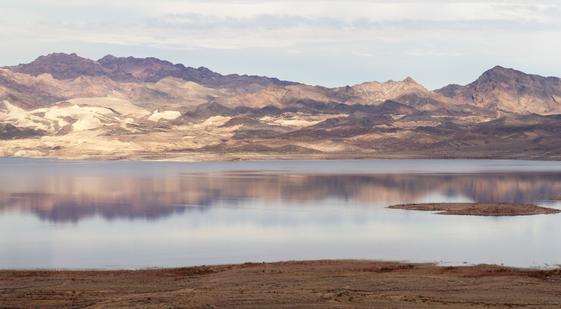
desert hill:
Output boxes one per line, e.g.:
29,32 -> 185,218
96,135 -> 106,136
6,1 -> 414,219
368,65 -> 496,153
0,53 -> 560,160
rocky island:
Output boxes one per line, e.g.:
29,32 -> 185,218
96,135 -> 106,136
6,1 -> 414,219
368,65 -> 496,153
388,203 -> 561,216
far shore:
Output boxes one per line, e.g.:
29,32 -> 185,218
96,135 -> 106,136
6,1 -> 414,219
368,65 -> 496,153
2,260 -> 561,308
3,150 -> 561,163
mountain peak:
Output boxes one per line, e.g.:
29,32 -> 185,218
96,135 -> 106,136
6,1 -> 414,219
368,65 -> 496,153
9,52 -> 104,80
437,65 -> 561,114
39,52 -> 82,60
477,65 -> 533,84
490,65 -> 507,71
97,54 -> 118,62
4,52 -> 294,88
33,52 -> 97,66
98,55 -> 174,67
402,76 -> 417,84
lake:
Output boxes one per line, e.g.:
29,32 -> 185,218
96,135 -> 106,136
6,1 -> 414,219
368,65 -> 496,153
1,158 -> 561,269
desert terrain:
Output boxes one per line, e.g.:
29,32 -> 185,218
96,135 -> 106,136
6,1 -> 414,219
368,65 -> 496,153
2,260 -> 561,308
1,53 -> 561,161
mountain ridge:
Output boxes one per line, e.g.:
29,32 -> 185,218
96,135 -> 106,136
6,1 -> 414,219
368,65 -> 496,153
435,65 -> 561,115
6,52 -> 296,89
1,52 -> 560,161
5,53 -> 560,115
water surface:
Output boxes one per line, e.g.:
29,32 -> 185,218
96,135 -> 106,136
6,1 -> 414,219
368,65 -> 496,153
1,158 -> 561,269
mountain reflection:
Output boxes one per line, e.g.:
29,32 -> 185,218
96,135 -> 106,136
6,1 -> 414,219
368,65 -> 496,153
1,171 -> 561,223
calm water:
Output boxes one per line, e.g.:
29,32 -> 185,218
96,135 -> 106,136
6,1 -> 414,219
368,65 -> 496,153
1,158 -> 561,269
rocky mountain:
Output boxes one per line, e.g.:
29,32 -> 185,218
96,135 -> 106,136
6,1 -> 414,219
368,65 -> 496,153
8,53 -> 106,80
0,53 -> 560,160
8,53 -> 294,89
436,66 -> 561,115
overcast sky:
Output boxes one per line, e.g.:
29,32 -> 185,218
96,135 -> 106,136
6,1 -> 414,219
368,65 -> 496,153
1,0 -> 560,89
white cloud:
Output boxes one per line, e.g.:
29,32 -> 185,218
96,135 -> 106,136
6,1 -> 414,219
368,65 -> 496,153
0,0 -> 560,88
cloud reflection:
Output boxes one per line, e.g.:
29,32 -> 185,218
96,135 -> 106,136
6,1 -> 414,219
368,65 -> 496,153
1,168 -> 561,223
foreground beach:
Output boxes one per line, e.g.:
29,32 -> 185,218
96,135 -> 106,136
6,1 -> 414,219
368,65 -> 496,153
2,260 -> 561,308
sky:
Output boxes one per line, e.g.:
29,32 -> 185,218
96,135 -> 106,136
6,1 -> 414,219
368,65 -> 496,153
1,0 -> 560,89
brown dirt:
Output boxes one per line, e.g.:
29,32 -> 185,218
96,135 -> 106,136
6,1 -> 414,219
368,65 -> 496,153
388,202 -> 561,216
2,260 -> 561,308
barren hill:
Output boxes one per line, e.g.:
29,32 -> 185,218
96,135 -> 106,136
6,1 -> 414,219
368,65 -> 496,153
0,53 -> 560,160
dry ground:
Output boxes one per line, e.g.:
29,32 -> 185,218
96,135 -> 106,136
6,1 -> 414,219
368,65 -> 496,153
2,260 -> 561,308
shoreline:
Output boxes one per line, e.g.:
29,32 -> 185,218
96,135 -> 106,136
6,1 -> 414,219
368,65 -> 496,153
3,152 -> 561,163
2,260 -> 561,308
2,260 -> 560,272
3,154 -> 561,164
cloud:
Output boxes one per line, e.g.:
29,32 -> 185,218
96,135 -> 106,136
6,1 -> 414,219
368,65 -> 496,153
0,0 -> 560,88
2,1 -> 559,50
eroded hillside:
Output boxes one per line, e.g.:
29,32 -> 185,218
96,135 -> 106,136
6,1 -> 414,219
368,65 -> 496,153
1,53 -> 561,160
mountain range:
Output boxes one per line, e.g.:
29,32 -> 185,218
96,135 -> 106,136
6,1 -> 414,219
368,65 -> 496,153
1,53 -> 561,160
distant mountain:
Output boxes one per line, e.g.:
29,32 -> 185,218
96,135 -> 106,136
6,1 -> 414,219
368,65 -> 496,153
330,77 -> 452,111
436,66 -> 561,115
0,53 -> 459,113
1,53 -> 561,161
8,53 -> 106,80
7,53 -> 295,89
8,53 -> 560,116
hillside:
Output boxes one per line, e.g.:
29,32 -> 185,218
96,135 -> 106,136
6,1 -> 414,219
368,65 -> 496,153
1,53 -> 560,160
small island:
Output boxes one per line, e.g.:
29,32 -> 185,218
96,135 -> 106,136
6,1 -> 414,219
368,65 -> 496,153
387,203 -> 561,216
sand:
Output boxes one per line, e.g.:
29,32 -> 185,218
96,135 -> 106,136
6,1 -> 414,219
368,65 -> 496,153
388,202 -> 561,216
2,260 -> 561,308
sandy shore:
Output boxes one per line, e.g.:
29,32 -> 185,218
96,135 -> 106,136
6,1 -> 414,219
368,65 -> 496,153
388,202 -> 561,216
2,260 -> 561,308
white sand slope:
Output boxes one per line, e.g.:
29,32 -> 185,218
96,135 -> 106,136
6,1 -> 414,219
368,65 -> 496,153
148,110 -> 181,122
1,101 -> 50,131
64,97 -> 150,117
1,100 -> 127,133
37,104 -> 117,131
